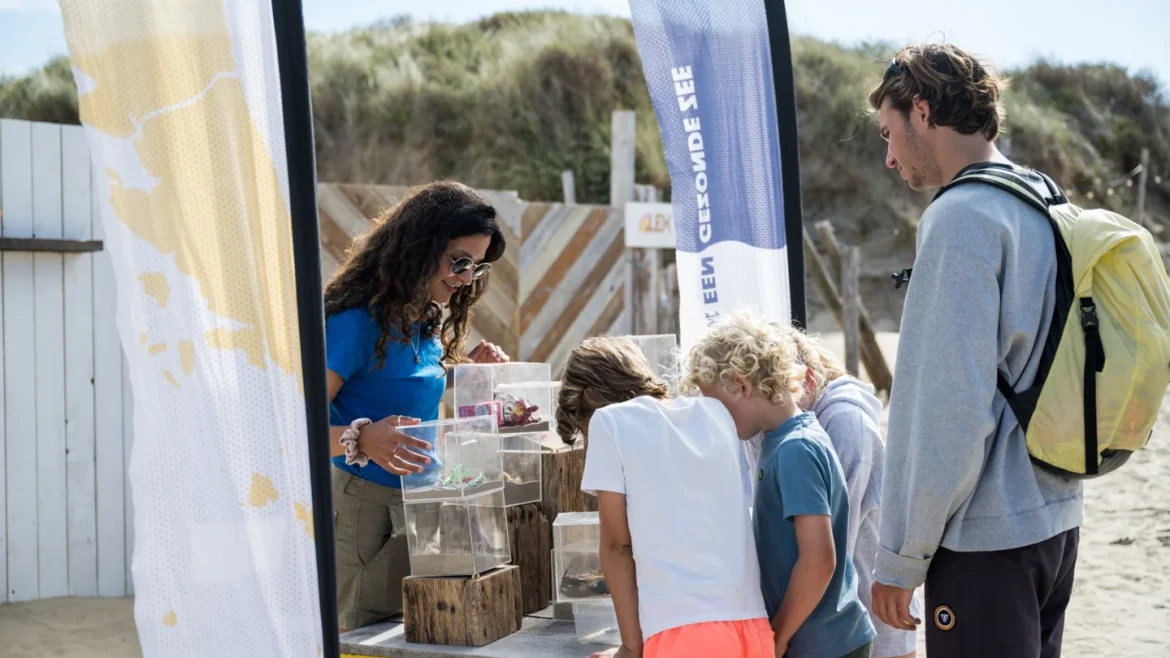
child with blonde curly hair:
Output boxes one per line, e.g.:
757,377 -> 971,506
558,336 -> 774,658
685,313 -> 876,658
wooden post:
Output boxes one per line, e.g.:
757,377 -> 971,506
811,222 -> 894,394
632,248 -> 660,334
610,110 -> 650,336
507,503 -> 551,615
402,566 -> 523,646
658,262 -> 680,338
842,247 -> 861,377
1137,147 -> 1150,227
562,170 -> 576,205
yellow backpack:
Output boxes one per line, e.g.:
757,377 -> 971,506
938,164 -> 1170,478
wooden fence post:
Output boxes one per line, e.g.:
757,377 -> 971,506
842,246 -> 860,377
562,170 -> 576,205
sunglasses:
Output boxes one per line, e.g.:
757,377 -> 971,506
884,58 -> 903,79
448,254 -> 492,279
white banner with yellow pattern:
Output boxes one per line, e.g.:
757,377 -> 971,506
58,1 -> 321,656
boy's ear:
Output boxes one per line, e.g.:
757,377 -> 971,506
733,374 -> 752,399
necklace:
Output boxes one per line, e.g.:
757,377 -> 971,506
410,328 -> 421,364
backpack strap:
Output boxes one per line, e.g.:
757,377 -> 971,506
934,164 -> 1100,475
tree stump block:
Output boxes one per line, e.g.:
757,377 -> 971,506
507,503 -> 550,615
541,445 -> 597,524
402,565 -> 523,646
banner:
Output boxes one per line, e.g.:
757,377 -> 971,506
627,0 -> 804,354
58,2 -> 324,656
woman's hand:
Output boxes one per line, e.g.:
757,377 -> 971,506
467,339 -> 510,364
357,415 -> 432,476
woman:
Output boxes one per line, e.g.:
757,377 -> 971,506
324,181 -> 510,632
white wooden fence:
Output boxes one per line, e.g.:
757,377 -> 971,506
0,118 -> 135,603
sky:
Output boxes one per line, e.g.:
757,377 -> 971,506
1,0 -> 1167,89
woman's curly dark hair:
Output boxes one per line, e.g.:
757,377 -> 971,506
323,181 -> 506,367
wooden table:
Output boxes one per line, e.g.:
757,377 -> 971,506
340,607 -> 590,658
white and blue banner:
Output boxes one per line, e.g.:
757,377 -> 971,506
628,0 -> 804,354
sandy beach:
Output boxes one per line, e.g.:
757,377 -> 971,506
1,335 -> 1167,656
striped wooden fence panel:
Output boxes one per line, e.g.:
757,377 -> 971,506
316,184 -> 631,373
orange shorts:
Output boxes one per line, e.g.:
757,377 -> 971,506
644,618 -> 775,658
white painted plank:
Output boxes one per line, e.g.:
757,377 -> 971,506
0,119 -> 33,237
122,355 -> 134,595
63,125 -> 97,596
32,121 -> 69,599
3,119 -> 38,602
0,128 -> 6,604
93,174 -> 126,598
4,255 -> 38,602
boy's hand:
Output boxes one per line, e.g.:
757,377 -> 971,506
774,637 -> 788,657
589,646 -> 640,658
872,581 -> 921,631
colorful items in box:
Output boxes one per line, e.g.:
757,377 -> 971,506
498,393 -> 540,427
457,400 -> 503,425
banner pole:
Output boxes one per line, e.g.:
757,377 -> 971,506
270,1 -> 340,656
763,0 -> 807,328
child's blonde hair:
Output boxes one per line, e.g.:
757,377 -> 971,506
556,336 -> 670,444
683,312 -> 806,403
782,327 -> 848,402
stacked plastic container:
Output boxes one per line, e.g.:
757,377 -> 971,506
399,415 -> 510,577
454,362 -> 557,507
553,511 -> 619,645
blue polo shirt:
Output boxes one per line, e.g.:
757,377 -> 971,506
326,306 -> 446,488
754,412 -> 875,658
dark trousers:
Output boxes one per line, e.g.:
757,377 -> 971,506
925,528 -> 1079,658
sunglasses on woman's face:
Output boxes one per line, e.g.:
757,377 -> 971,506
448,254 -> 492,279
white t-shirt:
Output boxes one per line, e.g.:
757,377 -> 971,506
580,396 -> 768,640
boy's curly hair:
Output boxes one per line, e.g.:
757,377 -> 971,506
556,336 -> 669,444
683,312 -> 805,403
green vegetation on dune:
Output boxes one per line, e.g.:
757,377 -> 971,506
3,11 -> 1167,272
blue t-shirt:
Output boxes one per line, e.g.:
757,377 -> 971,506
754,412 -> 875,658
327,306 -> 446,488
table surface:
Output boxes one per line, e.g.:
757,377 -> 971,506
340,606 -> 597,658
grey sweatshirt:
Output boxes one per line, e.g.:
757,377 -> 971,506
875,170 -> 1084,590
813,377 -> 919,658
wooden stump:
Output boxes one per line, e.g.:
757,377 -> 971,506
541,445 -> 597,524
508,503 -> 551,615
402,565 -> 523,646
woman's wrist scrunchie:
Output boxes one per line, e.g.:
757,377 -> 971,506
340,418 -> 372,466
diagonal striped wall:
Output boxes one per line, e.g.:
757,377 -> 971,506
317,184 -> 631,373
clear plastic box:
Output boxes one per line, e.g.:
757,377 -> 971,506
404,488 -> 510,577
553,512 -> 608,601
453,362 -> 556,434
399,416 -> 503,503
499,432 -> 543,506
574,600 -> 621,646
620,334 -> 681,393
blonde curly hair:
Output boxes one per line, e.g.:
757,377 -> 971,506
556,336 -> 670,444
683,312 -> 806,403
782,327 -> 848,403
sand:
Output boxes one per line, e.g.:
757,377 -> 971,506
2,358 -> 1166,656
0,597 -> 138,658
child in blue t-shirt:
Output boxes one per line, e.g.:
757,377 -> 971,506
686,312 -> 876,658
